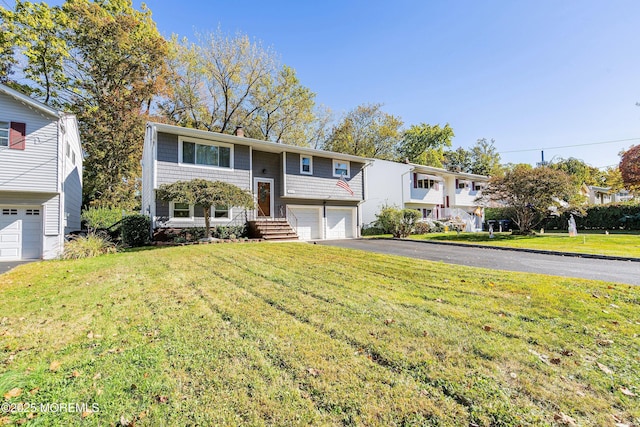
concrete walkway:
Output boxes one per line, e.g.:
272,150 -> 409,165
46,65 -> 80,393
317,238 -> 640,286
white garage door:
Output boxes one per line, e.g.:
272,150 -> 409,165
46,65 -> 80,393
0,207 -> 42,260
326,207 -> 355,239
288,206 -> 322,241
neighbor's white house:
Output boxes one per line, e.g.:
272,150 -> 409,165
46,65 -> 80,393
0,84 -> 82,260
362,159 -> 489,231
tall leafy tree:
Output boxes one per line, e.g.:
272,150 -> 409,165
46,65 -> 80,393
63,0 -> 169,208
157,179 -> 254,238
160,30 -> 318,145
550,157 -> 604,187
620,145 -> 640,190
443,147 -> 472,172
0,2 -> 69,105
322,103 -> 402,159
2,0 -> 169,209
397,123 -> 454,166
470,138 -> 502,176
477,165 -> 576,234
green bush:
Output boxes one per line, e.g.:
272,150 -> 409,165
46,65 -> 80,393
180,227 -> 206,241
361,225 -> 386,236
81,207 -> 124,230
374,206 -> 421,238
212,225 -> 247,239
121,214 -> 151,247
62,233 -> 117,259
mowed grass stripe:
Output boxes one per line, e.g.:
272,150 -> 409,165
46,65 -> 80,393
179,246 -> 469,425
1,243 -> 638,426
195,243 -> 638,425
204,246 -> 565,424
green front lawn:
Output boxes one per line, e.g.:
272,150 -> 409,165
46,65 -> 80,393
1,244 -> 638,426
409,232 -> 640,258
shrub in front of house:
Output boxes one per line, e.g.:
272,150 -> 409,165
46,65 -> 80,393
374,206 -> 421,238
413,222 -> 431,235
81,207 -> 124,231
121,214 -> 151,247
62,233 -> 117,259
212,225 -> 247,239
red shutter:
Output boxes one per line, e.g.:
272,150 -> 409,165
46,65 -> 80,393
455,179 -> 459,188
413,173 -> 417,188
9,122 -> 26,150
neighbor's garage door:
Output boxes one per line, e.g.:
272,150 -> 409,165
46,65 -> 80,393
326,207 -> 355,239
0,206 -> 42,260
288,206 -> 322,241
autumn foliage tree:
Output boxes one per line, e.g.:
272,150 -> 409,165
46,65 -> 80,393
1,0 -> 169,209
620,145 -> 640,190
160,30 -> 320,146
477,165 -> 576,234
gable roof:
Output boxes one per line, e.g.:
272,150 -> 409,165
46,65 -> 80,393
0,84 -> 60,118
148,121 -> 374,163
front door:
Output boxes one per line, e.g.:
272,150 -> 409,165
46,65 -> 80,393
254,178 -> 274,217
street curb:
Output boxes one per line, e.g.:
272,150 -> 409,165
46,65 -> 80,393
367,237 -> 640,263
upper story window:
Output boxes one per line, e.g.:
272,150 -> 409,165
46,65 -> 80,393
457,179 -> 470,190
0,121 -> 9,147
333,159 -> 350,178
300,155 -> 313,175
416,179 -> 439,190
179,137 -> 232,169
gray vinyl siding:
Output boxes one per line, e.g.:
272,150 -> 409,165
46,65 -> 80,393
285,153 -> 364,201
155,131 -> 251,191
155,199 -> 246,228
0,92 -> 59,193
252,150 -> 283,209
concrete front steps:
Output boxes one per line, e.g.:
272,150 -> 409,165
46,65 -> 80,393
248,219 -> 298,241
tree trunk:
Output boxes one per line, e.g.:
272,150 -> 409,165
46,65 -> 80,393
203,206 -> 211,238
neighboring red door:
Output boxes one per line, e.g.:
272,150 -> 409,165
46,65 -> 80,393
257,181 -> 271,216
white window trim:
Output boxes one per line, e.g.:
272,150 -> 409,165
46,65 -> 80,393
0,121 -> 9,147
170,201 -> 194,221
300,155 -> 313,175
211,206 -> 232,221
332,159 -> 350,178
178,136 -> 234,171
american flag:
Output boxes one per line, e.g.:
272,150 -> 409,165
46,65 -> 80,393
336,175 -> 354,196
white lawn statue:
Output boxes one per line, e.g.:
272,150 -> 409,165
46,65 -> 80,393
568,214 -> 578,237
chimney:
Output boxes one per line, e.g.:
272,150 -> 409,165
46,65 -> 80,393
234,125 -> 244,137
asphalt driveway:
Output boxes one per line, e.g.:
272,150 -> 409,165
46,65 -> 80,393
0,260 -> 34,275
317,239 -> 640,286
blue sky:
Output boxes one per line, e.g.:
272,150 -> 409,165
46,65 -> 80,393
11,0 -> 640,168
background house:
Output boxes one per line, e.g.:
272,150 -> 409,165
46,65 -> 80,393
0,84 -> 82,260
362,159 -> 489,231
580,183 -> 636,205
142,122 -> 371,240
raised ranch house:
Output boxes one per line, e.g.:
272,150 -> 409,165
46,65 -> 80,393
141,122 -> 370,240
362,159 -> 489,231
0,84 -> 82,260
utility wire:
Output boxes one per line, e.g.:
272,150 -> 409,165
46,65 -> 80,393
498,137 -> 639,154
